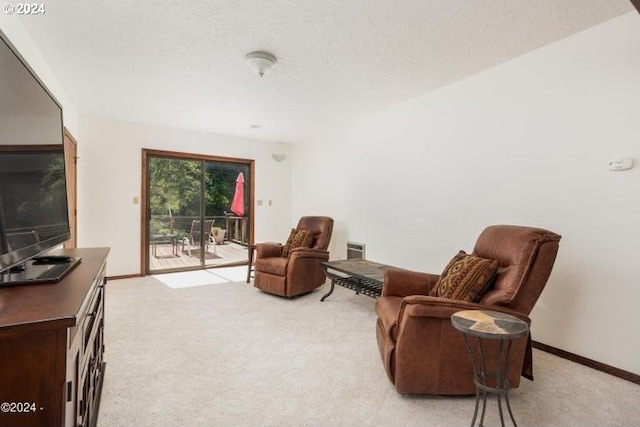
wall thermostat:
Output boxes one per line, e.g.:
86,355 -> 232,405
607,157 -> 633,171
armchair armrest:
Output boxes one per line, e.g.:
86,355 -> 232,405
398,295 -> 531,324
288,247 -> 330,260
255,242 -> 284,259
382,268 -> 440,297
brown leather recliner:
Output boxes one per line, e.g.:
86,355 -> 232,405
375,225 -> 561,395
254,216 -> 334,298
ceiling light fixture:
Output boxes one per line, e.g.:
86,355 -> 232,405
245,51 -> 277,77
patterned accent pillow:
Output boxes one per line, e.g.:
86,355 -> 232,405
282,229 -> 314,257
429,250 -> 498,302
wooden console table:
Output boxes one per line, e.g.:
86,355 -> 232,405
320,259 -> 397,301
0,247 -> 109,427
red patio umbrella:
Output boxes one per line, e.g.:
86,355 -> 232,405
230,172 -> 245,216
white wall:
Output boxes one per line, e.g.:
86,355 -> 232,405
0,16 -> 79,133
292,13 -> 640,375
78,116 -> 292,276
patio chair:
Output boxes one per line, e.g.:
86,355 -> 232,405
183,219 -> 215,256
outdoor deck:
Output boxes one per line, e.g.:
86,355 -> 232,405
149,240 -> 249,272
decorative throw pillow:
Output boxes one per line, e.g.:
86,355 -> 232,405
282,229 -> 314,257
429,250 -> 498,302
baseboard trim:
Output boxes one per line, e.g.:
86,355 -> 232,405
533,340 -> 640,385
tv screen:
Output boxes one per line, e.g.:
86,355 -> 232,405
0,30 -> 74,282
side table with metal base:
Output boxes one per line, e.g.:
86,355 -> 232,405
246,244 -> 255,283
451,310 -> 529,427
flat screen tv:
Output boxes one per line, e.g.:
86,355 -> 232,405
0,30 -> 79,286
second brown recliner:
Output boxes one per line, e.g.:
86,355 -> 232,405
375,224 -> 561,395
253,216 -> 334,298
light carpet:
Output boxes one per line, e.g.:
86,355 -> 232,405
98,273 -> 640,426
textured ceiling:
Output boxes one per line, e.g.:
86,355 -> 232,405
18,0 -> 634,143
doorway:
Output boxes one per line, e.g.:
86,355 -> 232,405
63,128 -> 78,249
141,149 -> 254,275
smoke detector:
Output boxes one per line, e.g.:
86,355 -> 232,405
245,51 -> 278,77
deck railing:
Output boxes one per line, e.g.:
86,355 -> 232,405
149,215 -> 248,245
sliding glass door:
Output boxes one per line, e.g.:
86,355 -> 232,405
142,150 -> 253,275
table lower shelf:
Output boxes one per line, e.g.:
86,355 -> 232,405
321,269 -> 383,301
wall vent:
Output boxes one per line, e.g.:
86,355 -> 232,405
347,241 -> 365,260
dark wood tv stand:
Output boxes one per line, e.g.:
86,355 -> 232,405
0,247 -> 109,427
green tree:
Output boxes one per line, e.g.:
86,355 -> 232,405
149,157 -> 248,220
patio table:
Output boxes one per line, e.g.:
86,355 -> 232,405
150,234 -> 178,257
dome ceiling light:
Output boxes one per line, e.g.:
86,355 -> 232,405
245,51 -> 278,77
